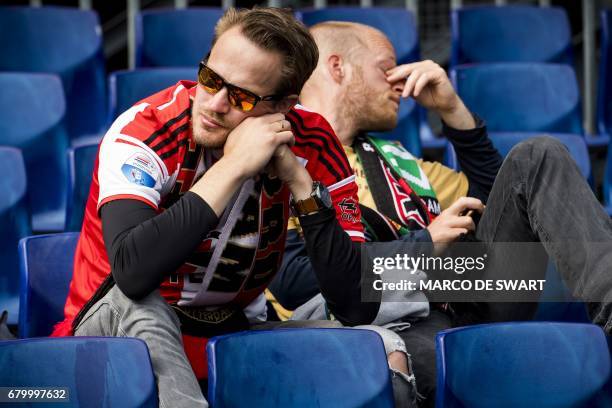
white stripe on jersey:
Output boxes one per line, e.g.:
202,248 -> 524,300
346,230 -> 365,239
157,84 -> 185,111
328,174 -> 356,192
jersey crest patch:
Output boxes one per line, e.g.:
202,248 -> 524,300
121,153 -> 157,187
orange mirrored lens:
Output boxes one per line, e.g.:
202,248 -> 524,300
199,64 -> 260,112
198,67 -> 223,94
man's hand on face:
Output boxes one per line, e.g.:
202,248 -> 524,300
386,60 -> 476,130
222,112 -> 294,180
427,196 -> 485,255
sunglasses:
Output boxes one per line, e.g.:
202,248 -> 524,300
197,61 -> 284,112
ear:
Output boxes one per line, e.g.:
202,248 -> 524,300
327,54 -> 345,84
275,95 -> 299,114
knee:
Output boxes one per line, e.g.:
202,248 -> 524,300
111,286 -> 181,338
355,325 -> 408,357
508,136 -> 569,163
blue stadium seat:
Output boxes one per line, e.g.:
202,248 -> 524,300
0,73 -> 69,232
207,328 -> 394,407
598,10 -> 612,138
443,132 -> 591,182
0,337 -> 158,407
371,98 -> 422,158
597,10 -> 612,214
490,132 -> 591,181
108,68 -> 197,121
452,63 -> 583,135
18,233 -> 79,338
0,6 -> 107,140
136,8 -> 223,68
436,322 -> 611,408
298,7 -> 419,65
451,5 -> 573,67
65,141 -> 99,232
0,147 -> 30,325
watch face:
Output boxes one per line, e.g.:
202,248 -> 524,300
316,182 -> 332,208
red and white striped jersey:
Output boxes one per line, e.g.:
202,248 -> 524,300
52,80 -> 363,336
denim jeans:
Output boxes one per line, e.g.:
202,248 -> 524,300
474,136 -> 612,326
74,285 -> 208,408
75,285 -> 418,407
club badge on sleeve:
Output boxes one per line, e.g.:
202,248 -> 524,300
121,153 -> 157,188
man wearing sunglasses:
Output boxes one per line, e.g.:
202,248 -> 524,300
50,7 -> 407,408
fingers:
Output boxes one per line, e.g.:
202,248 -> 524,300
452,215 -> 476,232
275,130 -> 295,147
402,69 -> 419,98
261,112 -> 286,123
386,63 -> 419,83
413,72 -> 433,97
447,197 -> 485,216
387,60 -> 448,98
276,119 -> 291,133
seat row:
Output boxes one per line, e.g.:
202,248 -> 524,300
5,230 -> 611,407
3,323 -> 611,406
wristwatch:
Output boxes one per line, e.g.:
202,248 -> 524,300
291,181 -> 332,216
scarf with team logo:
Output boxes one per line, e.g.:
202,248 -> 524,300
355,135 -> 439,238
170,171 -> 290,338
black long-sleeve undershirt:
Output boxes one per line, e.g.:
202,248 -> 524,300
101,192 -> 218,300
101,191 -> 379,325
442,116 -> 503,203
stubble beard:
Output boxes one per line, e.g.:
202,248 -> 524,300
342,69 -> 398,133
191,109 -> 230,149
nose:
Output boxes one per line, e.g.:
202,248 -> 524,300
206,87 -> 231,114
391,79 -> 404,95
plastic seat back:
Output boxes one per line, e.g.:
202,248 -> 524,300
299,7 -> 419,65
18,233 -> 79,338
65,141 -> 99,232
0,6 -> 107,139
208,328 -> 394,408
436,322 -> 611,408
452,63 -> 582,135
597,10 -> 612,210
0,337 -> 158,407
108,67 -> 197,121
0,147 -> 30,324
451,5 -> 573,67
136,8 -> 223,68
0,72 -> 69,232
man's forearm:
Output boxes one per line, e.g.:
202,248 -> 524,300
299,209 -> 380,325
102,193 -> 219,299
190,157 -> 248,217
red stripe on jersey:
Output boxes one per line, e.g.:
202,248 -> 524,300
115,138 -> 140,147
287,109 -> 352,180
99,194 -> 157,210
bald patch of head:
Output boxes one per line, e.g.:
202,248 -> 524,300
310,21 -> 394,64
